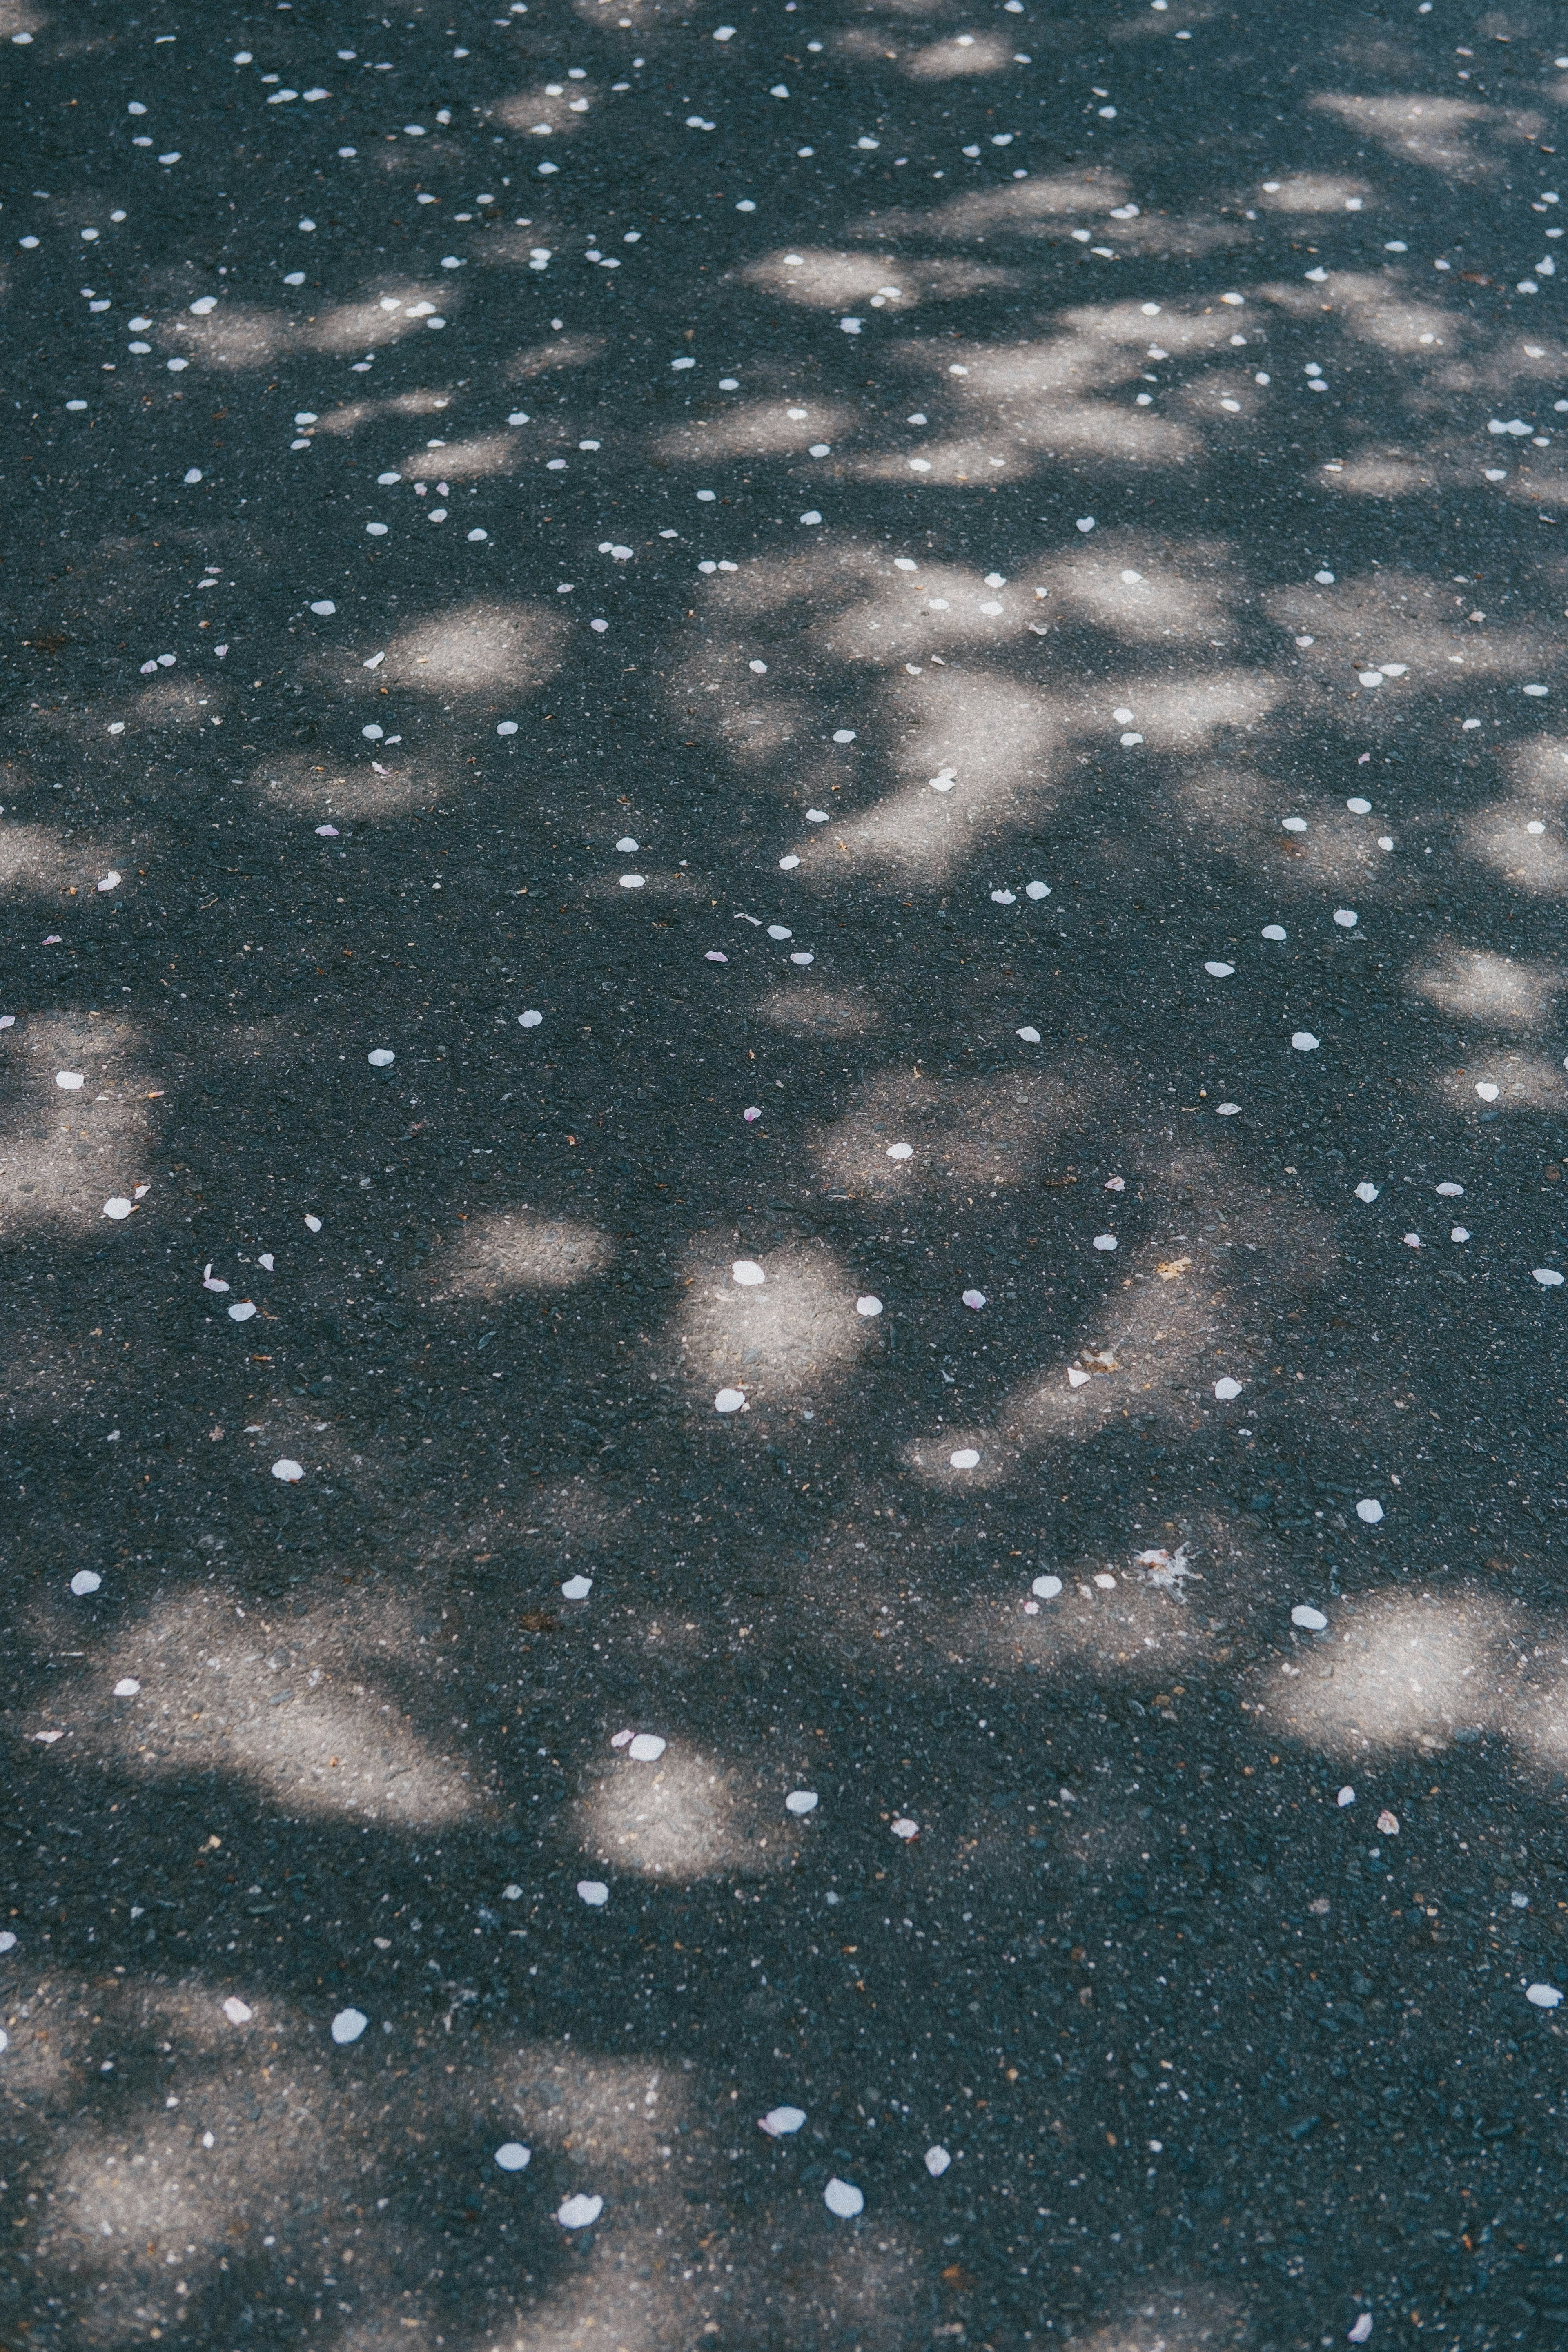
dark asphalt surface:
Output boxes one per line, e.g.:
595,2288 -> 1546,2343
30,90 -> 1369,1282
5,0 -> 1568,2346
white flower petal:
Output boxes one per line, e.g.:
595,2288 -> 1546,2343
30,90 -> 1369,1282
557,2194 -> 604,2229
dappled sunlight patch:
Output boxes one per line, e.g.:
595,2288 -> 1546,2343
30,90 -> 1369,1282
127,674 -> 232,731
309,385 -> 459,437
1255,172 -> 1373,213
1068,2281 -> 1254,2352
381,599 -> 568,694
832,666 -> 1064,880
1264,1590 -> 1511,1757
1463,751 -> 1568,892
502,330 -> 609,381
1412,947 -> 1561,1035
653,397 -> 860,464
0,1013 -> 159,1236
396,433 -> 521,481
901,1154 -> 1333,1479
812,1062 -> 1110,1200
83,1600 -> 474,1826
56,2094 -> 323,2269
169,287 -> 458,370
899,330 -> 1203,463
430,1207 -> 615,1298
1432,1053 -> 1566,1114
1312,91 -> 1538,175
1029,537 -> 1238,644
1327,285 -> 1463,356
1096,670 -> 1280,748
1323,452 -> 1447,498
858,172 -> 1130,243
1463,802 -> 1568,896
743,245 -> 1011,308
577,1742 -> 777,1879
904,30 -> 1012,76
1172,771 -> 1392,887
0,822 -> 132,901
760,983 -> 883,1037
808,559 -> 1033,650
492,78 -> 600,135
252,758 -> 435,821
670,1238 -> 870,1401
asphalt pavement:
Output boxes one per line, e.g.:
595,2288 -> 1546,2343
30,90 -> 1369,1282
5,0 -> 1568,2346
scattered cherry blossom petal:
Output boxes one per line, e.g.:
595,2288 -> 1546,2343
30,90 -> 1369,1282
557,2194 -> 603,2228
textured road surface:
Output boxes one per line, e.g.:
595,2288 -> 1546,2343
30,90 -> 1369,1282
6,1 -> 1568,2347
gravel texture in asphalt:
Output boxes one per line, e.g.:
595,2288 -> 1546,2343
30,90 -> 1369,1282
5,1 -> 1568,2347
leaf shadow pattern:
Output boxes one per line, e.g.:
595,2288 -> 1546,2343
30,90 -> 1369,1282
7,0 -> 1568,2345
